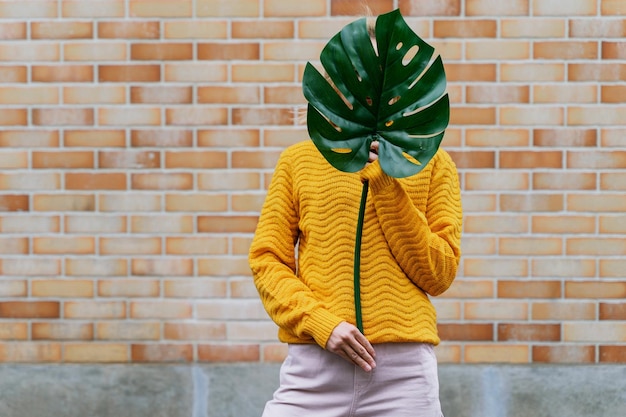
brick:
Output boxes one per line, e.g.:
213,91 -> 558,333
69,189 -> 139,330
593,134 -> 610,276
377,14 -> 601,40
464,258 -> 528,277
532,258 -> 596,278
98,279 -> 160,298
500,194 -> 564,212
198,216 -> 259,233
0,109 -> 27,126
0,43 -> 59,61
99,151 -> 160,169
534,84 -> 597,104
232,20 -> 293,39
602,85 -> 626,103
2,258 -> 61,276
0,172 -> 59,191
502,18 -> 565,38
165,194 -> 228,212
0,215 -> 59,233
32,65 -> 93,82
199,172 -> 261,191
570,18 -> 626,37
331,0 -> 393,15
264,86 -> 306,105
131,258 -> 193,276
65,215 -> 127,234
499,237 -> 562,256
64,42 -> 127,61
131,43 -> 193,61
465,301 -> 528,320
164,323 -> 226,341
232,237 -> 253,255
464,345 -> 529,363
197,86 -> 260,104
434,344 -> 462,363
129,0 -> 192,17
466,0 -> 529,16
531,216 -> 595,234
99,194 -> 161,212
263,128 -> 309,147
63,343 -> 128,363
31,21 -> 93,39
64,130 -> 126,147
0,280 -> 26,297
131,86 -> 192,104
163,279 -> 228,298
232,194 -> 266,212
535,41 -> 598,59
198,42 -> 259,60
565,281 -> 626,299
230,278 -> 259,298
567,238 -> 626,256
601,173 -> 626,190
32,108 -> 94,126
0,195 -> 29,212
0,343 -> 61,363
568,194 -> 626,213
99,107 -> 161,126
33,151 -> 94,168
165,20 -> 228,39
0,301 -> 60,318
165,151 -> 227,169
599,215 -> 626,234
64,86 -> 126,104
33,237 -> 95,255
166,237 -> 227,255
66,173 -> 127,190
399,0 -> 460,16
467,41 -> 530,60
450,107 -> 496,125
232,150 -> 282,169
62,0 -> 125,18
602,41 -> 626,59
33,194 -> 95,212
0,323 -> 28,340
166,108 -> 228,126
32,323 -> 93,340
132,129 -> 193,147
602,0 -> 626,15
31,280 -> 94,298
440,280 -> 494,299
100,237 -> 161,255
197,299 -> 267,320
198,344 -> 260,362
0,86 -> 58,105
460,237 -> 496,255
64,301 -> 126,319
197,0 -> 259,17
434,19 -> 496,38
431,300 -> 461,320
568,63 -> 626,82
66,258 -> 127,276
232,63 -> 295,82
533,345 -> 595,363
130,301 -> 192,319
264,0 -> 325,16
131,215 -> 193,234
445,64 -> 496,82
601,259 -> 626,278
0,66 -> 27,83
500,106 -> 564,126
498,281 -> 561,298
131,173 -> 193,190
0,151 -> 28,169
438,324 -> 493,341
467,85 -> 529,104
228,321 -> 278,341
96,322 -> 160,340
0,22 -> 26,39
599,346 -> 626,363
264,41 -> 324,61
263,344 -> 288,362
198,257 -> 253,277
568,106 -> 626,126
564,322 -> 626,342
464,214 -> 528,233
533,0 -> 596,16
164,63 -> 227,82
498,323 -> 560,342
534,129 -> 597,147
99,65 -> 160,82
501,63 -> 565,81
98,21 -> 160,39
599,303 -> 626,320
501,151 -> 562,169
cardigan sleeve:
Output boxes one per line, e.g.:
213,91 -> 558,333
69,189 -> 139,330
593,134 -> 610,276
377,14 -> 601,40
248,150 -> 344,348
360,150 -> 462,296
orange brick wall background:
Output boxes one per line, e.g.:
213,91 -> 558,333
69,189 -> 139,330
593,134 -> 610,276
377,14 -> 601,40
0,0 -> 624,365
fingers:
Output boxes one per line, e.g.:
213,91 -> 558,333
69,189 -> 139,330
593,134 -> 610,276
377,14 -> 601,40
367,141 -> 379,164
326,322 -> 377,372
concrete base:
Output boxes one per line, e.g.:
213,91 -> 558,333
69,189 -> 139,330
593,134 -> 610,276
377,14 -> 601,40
1,363 -> 624,417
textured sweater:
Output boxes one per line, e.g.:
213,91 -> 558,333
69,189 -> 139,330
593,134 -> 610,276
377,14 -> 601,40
249,140 -> 462,348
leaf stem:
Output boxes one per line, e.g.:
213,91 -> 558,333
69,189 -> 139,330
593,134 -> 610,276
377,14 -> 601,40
354,180 -> 369,333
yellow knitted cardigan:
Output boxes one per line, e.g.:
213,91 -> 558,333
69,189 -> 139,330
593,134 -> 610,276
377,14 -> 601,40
249,140 -> 462,348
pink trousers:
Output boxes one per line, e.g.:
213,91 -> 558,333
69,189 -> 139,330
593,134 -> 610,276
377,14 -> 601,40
262,343 -> 443,417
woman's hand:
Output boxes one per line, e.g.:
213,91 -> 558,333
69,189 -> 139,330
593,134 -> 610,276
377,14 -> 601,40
325,321 -> 377,372
365,140 -> 379,167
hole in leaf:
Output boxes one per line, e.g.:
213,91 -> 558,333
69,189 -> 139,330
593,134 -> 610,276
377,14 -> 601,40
366,97 -> 373,106
402,152 -> 421,165
402,45 -> 419,66
331,148 -> 352,154
396,42 -> 403,50
354,68 -> 362,82
385,120 -> 394,127
388,96 -> 401,105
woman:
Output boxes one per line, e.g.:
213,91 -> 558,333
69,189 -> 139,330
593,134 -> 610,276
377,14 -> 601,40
249,136 -> 462,416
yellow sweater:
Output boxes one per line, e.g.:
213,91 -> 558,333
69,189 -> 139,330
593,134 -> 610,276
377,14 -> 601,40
249,140 -> 462,348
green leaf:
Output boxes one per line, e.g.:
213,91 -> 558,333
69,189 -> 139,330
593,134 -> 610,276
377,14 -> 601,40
303,9 -> 449,178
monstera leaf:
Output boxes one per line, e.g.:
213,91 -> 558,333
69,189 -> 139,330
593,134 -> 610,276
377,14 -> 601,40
303,9 -> 449,178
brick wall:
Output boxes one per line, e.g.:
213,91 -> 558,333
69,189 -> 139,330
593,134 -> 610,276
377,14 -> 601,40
0,0 -> 624,364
